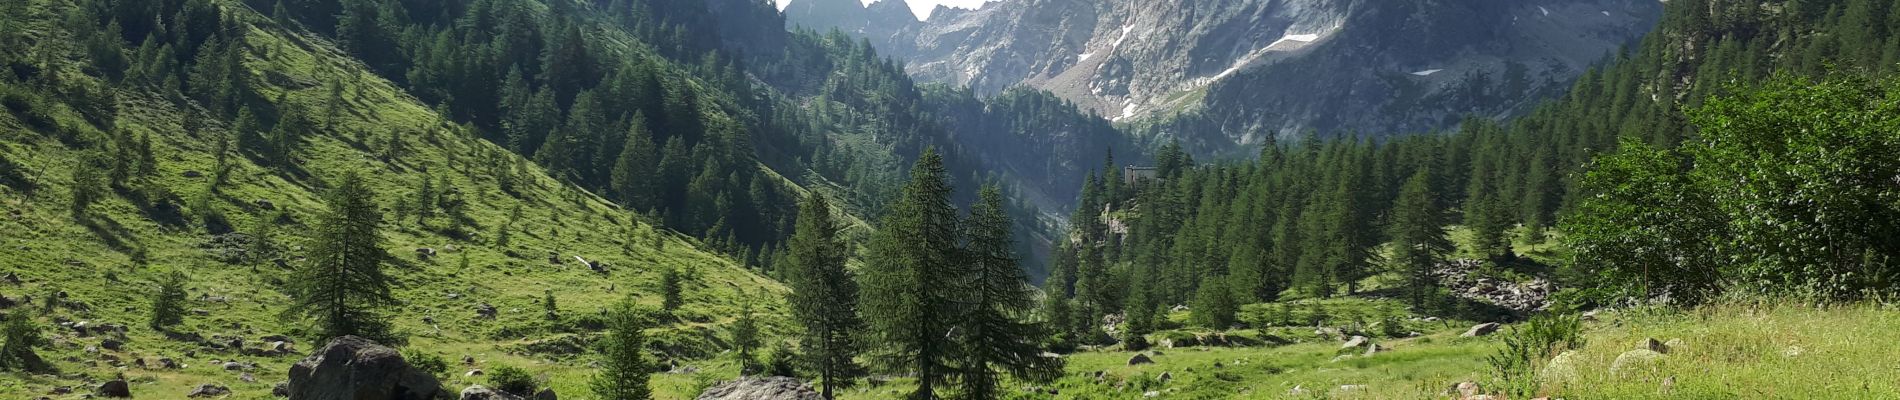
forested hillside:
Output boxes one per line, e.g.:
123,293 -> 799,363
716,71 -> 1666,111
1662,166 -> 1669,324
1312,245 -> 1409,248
1040,0 -> 1900,352
0,0 -> 807,397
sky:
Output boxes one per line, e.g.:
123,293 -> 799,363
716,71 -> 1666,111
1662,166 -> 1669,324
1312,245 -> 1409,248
773,0 -> 998,21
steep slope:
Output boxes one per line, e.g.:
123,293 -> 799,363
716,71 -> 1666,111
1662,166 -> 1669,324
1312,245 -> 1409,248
789,0 -> 1661,152
0,0 -> 784,397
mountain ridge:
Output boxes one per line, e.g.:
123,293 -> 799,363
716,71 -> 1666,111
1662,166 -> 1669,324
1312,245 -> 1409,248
788,0 -> 1662,153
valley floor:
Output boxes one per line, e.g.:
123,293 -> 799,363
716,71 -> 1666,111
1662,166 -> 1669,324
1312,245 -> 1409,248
829,300 -> 1898,400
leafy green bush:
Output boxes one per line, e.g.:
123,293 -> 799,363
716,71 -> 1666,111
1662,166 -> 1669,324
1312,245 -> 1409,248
487,364 -> 538,396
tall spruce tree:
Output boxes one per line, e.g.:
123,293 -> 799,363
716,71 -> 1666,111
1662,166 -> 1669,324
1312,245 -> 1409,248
785,193 -> 866,399
954,185 -> 1063,398
290,172 -> 396,342
861,148 -> 962,399
610,113 -> 660,212
1387,168 -> 1452,311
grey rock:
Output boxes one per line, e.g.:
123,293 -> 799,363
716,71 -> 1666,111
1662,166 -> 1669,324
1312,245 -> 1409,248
1461,323 -> 1501,337
97,380 -> 131,398
695,377 -> 823,400
1341,335 -> 1367,349
459,385 -> 524,400
187,384 -> 229,398
1127,353 -> 1154,365
287,335 -> 449,400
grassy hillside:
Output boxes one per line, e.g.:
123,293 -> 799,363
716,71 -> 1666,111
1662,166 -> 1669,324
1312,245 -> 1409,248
0,0 -> 785,398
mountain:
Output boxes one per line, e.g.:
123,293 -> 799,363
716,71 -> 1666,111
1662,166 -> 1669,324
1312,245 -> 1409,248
787,0 -> 1662,152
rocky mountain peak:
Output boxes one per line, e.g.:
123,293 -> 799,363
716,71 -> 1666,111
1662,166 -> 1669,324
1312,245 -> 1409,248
788,0 -> 1663,151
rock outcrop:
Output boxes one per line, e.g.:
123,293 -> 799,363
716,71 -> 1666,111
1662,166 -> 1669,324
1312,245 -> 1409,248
286,335 -> 449,400
695,377 -> 823,400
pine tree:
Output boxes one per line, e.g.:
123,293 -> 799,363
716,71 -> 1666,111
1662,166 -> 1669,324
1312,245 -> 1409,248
732,298 -> 762,375
1387,168 -> 1452,311
861,148 -> 962,400
954,185 -> 1063,398
591,297 -> 653,400
610,114 -> 661,211
659,266 -> 683,313
150,270 -> 189,330
289,172 -> 396,342
0,313 -> 47,372
69,156 -> 104,219
785,193 -> 866,399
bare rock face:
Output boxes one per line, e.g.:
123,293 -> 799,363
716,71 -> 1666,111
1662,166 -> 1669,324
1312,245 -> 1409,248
787,0 -> 1662,150
695,377 -> 823,400
287,335 -> 449,400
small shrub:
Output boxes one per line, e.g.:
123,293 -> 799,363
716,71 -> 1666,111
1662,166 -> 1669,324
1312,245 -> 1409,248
487,364 -> 537,396
402,348 -> 449,379
1487,312 -> 1584,397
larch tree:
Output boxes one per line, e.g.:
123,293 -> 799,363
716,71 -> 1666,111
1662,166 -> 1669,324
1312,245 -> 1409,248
953,185 -> 1063,398
289,172 -> 397,342
861,148 -> 962,400
1386,168 -> 1453,311
785,193 -> 866,399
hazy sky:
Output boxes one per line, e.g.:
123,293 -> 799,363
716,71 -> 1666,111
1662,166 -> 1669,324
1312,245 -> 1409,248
774,0 -> 998,21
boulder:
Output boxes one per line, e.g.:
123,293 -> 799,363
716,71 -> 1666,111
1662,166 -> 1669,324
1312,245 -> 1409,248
476,303 -> 498,319
1341,336 -> 1368,349
272,382 -> 290,397
1156,371 -> 1172,383
1127,354 -> 1154,365
1363,344 -> 1382,356
101,338 -> 123,351
97,380 -> 132,398
459,385 -> 525,400
224,361 -> 246,371
1609,349 -> 1666,376
532,389 -> 557,400
694,377 -> 823,400
1461,323 -> 1501,337
1455,381 -> 1482,397
287,335 -> 450,400
187,384 -> 230,398
1539,350 -> 1580,385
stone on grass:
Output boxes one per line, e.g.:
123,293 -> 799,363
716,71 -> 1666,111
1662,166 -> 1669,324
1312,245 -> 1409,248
694,377 -> 822,400
1341,335 -> 1367,349
1127,353 -> 1154,365
187,383 -> 230,398
1539,350 -> 1580,384
1461,323 -> 1501,337
287,335 -> 448,400
97,380 -> 131,398
459,385 -> 525,400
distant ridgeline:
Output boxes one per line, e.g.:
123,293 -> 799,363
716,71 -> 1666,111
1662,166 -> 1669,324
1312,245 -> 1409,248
1039,0 -> 1900,343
